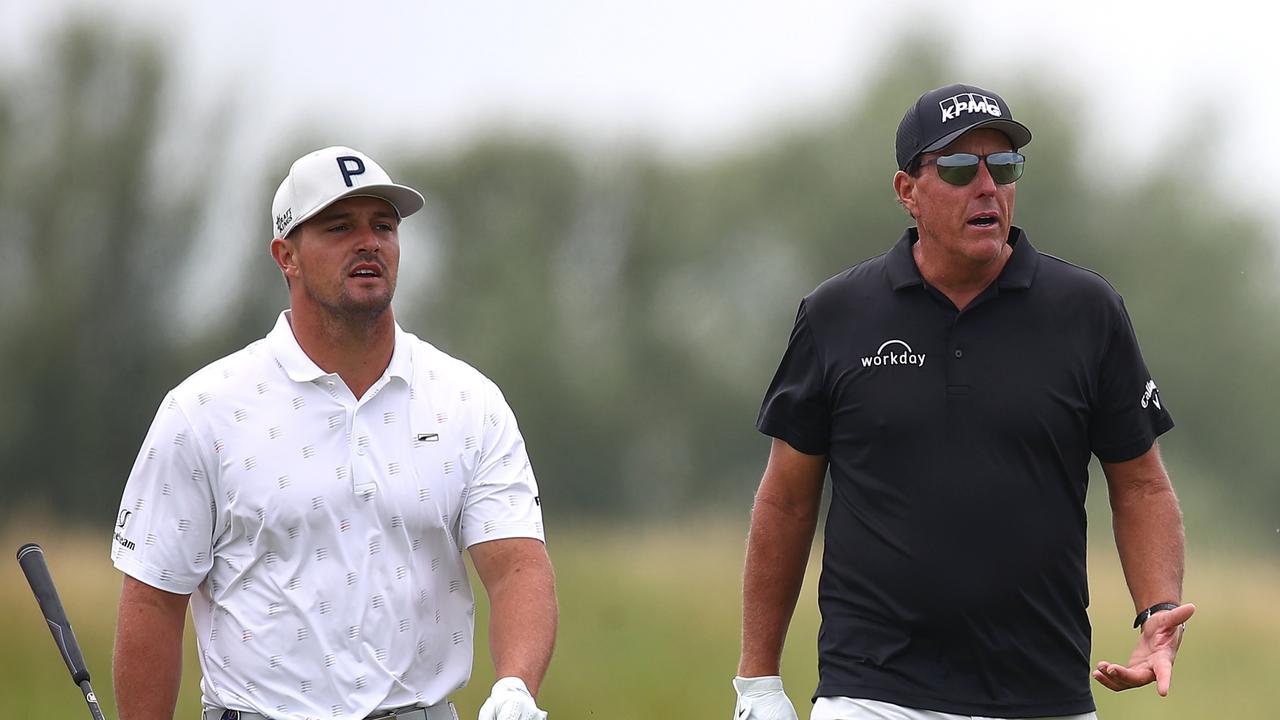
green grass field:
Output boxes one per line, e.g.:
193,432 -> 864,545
1,520 -> 1273,719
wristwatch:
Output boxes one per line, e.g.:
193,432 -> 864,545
1133,602 -> 1179,629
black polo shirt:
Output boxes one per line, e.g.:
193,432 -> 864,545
757,226 -> 1173,717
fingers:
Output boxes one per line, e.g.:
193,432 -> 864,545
1146,603 -> 1194,653
1092,664 -> 1127,693
1093,660 -> 1154,692
1154,602 -> 1196,629
1153,652 -> 1174,696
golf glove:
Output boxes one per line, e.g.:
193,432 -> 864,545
733,675 -> 798,720
478,677 -> 547,720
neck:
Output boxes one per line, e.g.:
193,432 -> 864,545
287,305 -> 396,399
911,232 -> 1012,310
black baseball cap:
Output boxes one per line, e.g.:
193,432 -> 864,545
895,83 -> 1032,171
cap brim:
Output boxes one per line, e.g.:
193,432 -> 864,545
292,183 -> 426,231
921,119 -> 1033,155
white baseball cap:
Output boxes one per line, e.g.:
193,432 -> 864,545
270,146 -> 425,238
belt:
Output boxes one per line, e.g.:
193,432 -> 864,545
204,701 -> 457,720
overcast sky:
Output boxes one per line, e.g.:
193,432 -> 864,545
4,0 -> 1278,234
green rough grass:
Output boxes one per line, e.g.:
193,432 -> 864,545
1,521 -> 1272,718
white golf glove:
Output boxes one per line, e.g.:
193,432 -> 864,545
733,675 -> 798,720
478,677 -> 547,720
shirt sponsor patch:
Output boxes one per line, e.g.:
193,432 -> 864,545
861,339 -> 926,368
1140,379 -> 1162,410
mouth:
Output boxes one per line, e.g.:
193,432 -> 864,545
967,212 -> 999,228
348,262 -> 383,279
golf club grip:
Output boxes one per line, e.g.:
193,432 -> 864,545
16,543 -> 92,685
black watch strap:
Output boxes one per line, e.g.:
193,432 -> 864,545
1133,602 -> 1180,629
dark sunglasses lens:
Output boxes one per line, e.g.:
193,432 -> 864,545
986,152 -> 1025,184
935,153 -> 979,185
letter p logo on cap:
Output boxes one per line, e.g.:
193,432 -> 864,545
337,156 -> 366,187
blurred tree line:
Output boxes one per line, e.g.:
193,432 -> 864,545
1,20 -> 1275,543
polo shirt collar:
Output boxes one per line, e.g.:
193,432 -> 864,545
885,228 -> 924,290
996,227 -> 1039,289
266,310 -> 414,385
885,225 -> 1039,291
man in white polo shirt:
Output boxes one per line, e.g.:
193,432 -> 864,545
111,146 -> 556,720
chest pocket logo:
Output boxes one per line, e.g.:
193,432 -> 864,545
409,391 -> 465,551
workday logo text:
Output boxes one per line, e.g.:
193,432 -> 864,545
862,339 -> 926,368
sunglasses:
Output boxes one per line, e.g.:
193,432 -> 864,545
919,152 -> 1025,186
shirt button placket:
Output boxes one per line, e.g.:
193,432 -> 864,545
347,402 -> 359,490
945,316 -> 971,394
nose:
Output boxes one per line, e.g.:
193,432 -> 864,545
353,223 -> 381,253
970,159 -> 998,195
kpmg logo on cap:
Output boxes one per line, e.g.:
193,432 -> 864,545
862,339 -> 926,368
939,92 -> 1003,123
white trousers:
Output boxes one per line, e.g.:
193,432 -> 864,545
812,697 -> 1098,720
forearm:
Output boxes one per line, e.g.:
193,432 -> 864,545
1105,445 -> 1186,612
738,493 -> 819,677
484,545 -> 558,696
113,578 -> 188,720
1112,484 -> 1185,610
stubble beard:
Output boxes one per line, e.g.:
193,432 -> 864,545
303,275 -> 396,326
917,216 -> 1005,268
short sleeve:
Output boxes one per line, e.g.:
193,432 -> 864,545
1089,297 -> 1174,462
459,380 -> 545,548
756,300 -> 831,455
111,393 -> 216,594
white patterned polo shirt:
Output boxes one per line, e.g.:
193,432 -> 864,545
111,311 -> 544,720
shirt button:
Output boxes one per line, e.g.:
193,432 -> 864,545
356,445 -> 366,456
954,349 -> 963,359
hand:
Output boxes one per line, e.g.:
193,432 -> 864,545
1094,602 -> 1196,696
478,677 -> 546,720
733,675 -> 798,720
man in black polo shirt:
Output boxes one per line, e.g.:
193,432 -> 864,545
731,84 -> 1195,719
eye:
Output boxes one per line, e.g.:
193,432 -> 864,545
326,223 -> 350,233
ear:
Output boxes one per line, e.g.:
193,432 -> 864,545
270,236 -> 299,281
893,170 -> 918,218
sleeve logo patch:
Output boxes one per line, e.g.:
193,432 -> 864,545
1140,379 -> 1162,410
